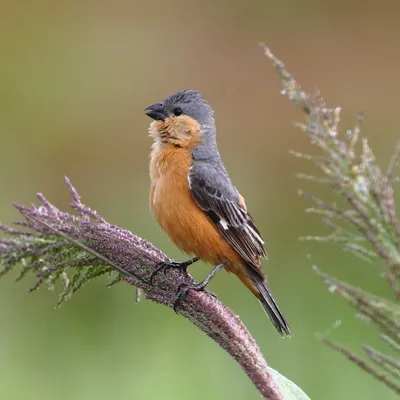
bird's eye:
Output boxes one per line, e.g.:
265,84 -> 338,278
173,107 -> 183,116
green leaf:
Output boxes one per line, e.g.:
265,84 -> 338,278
269,367 -> 312,399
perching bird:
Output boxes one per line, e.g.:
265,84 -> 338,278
145,89 -> 290,336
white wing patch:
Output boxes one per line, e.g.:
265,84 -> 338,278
188,167 -> 193,189
220,218 -> 229,230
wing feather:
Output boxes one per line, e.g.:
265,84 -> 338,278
189,164 -> 267,272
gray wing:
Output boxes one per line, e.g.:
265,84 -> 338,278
189,162 -> 267,271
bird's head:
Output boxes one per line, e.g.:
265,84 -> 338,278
145,89 -> 216,151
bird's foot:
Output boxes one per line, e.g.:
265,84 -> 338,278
172,263 -> 224,312
173,281 -> 209,313
149,257 -> 199,285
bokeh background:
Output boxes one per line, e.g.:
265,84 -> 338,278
1,1 -> 399,399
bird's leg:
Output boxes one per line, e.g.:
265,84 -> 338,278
149,256 -> 200,284
173,263 -> 225,313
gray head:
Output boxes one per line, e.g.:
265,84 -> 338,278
144,89 -> 214,127
145,89 -> 219,162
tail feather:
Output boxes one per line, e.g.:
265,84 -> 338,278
246,267 -> 291,336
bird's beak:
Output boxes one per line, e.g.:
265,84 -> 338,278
144,103 -> 167,121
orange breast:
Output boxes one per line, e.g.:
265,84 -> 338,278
149,143 -> 242,268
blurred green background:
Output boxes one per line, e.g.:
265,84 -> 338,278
0,1 -> 399,399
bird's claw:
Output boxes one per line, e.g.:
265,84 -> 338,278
172,282 -> 216,313
149,260 -> 188,285
205,289 -> 217,299
173,283 -> 191,313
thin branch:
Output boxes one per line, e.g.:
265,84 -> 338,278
323,338 -> 400,394
0,177 -> 285,400
260,45 -> 400,394
363,346 -> 400,380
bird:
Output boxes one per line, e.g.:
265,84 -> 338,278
144,89 -> 290,336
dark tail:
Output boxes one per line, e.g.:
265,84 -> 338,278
246,267 -> 291,336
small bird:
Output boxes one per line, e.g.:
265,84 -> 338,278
145,89 -> 290,336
